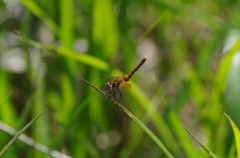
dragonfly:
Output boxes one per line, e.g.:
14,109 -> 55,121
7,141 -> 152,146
104,57 -> 147,100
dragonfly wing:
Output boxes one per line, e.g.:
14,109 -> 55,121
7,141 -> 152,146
103,74 -> 119,80
120,81 -> 131,92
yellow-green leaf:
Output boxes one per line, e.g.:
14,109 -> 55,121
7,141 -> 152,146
222,112 -> 240,158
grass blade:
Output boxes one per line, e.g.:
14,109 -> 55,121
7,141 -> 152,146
0,109 -> 48,156
19,0 -> 60,36
13,32 -> 109,71
0,121 -> 71,158
0,91 -> 12,108
182,125 -> 218,158
222,112 -> 240,158
136,10 -> 169,45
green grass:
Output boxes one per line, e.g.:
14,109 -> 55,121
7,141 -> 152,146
0,0 -> 240,157
0,109 -> 48,156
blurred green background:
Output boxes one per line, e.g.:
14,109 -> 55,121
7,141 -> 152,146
0,0 -> 240,157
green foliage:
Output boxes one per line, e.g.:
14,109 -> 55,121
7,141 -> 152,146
0,109 -> 48,156
182,125 -> 218,158
223,112 -> 240,158
0,0 -> 240,157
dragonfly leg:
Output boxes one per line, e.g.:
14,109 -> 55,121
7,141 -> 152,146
106,84 -> 114,95
105,83 -> 122,100
117,87 -> 122,99
109,85 -> 116,97
111,88 -> 116,98
111,84 -> 119,99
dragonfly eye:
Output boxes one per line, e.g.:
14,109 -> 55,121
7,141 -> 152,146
105,82 -> 111,87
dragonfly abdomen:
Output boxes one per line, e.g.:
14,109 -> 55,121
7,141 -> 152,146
124,57 -> 147,81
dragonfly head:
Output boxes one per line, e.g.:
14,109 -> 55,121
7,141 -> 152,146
105,82 -> 111,87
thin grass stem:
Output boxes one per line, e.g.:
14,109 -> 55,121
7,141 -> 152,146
82,78 -> 174,158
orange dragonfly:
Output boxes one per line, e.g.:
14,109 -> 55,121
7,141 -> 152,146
104,57 -> 147,100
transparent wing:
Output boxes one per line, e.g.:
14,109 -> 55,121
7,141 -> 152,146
120,81 -> 131,92
103,74 -> 118,80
